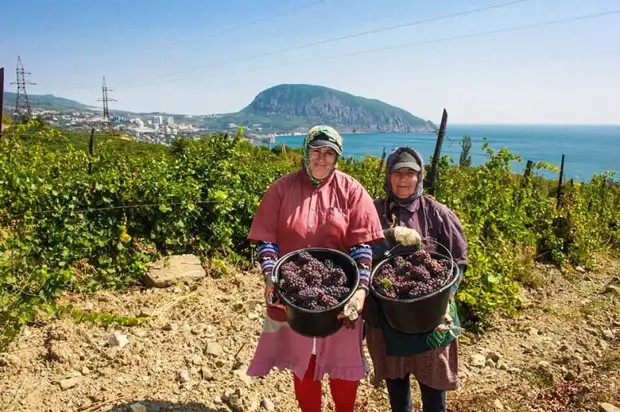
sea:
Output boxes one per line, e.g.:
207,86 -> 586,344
270,125 -> 620,182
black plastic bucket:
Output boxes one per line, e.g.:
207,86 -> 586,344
369,249 -> 458,334
272,247 -> 359,338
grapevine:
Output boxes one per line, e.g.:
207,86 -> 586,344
1,121 -> 619,351
278,254 -> 351,311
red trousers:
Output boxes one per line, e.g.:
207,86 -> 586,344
293,355 -> 359,412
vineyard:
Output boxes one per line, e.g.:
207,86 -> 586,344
1,119 -> 619,353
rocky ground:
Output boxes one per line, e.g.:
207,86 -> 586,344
0,256 -> 618,412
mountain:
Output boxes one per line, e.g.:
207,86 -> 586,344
206,84 -> 436,133
2,85 -> 437,134
2,92 -> 93,111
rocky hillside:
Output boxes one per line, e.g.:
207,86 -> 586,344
207,84 -> 436,134
0,255 -> 618,412
2,92 -> 92,112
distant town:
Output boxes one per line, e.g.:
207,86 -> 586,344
15,106 -> 307,147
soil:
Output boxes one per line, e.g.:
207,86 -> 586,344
1,257 -> 619,412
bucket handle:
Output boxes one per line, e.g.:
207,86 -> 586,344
421,236 -> 454,261
266,287 -> 287,312
384,243 -> 419,259
384,236 -> 454,261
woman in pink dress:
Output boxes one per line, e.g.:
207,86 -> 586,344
246,125 -> 384,412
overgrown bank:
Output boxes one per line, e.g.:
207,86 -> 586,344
1,120 -> 619,351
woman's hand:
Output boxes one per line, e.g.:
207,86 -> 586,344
393,227 -> 422,246
342,288 -> 366,328
264,283 -> 273,304
264,279 -> 288,322
444,303 -> 453,324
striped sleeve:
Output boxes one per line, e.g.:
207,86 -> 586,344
349,243 -> 373,291
258,241 -> 280,284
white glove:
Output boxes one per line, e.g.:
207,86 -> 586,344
342,299 -> 360,321
393,227 -> 422,246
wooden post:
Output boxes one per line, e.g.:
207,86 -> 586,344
377,147 -> 386,176
556,154 -> 565,209
426,109 -> 448,196
0,66 -> 4,137
88,128 -> 95,174
521,160 -> 533,187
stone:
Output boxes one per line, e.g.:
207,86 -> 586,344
234,367 -> 253,387
59,377 -> 82,390
129,403 -> 147,412
494,399 -> 504,409
108,331 -> 128,348
205,341 -> 223,357
190,354 -> 203,366
145,254 -> 206,288
602,329 -> 614,340
233,302 -> 245,311
599,403 -> 620,412
470,354 -> 486,368
133,329 -> 147,338
261,398 -> 276,411
201,367 -> 214,381
177,369 -> 191,383
487,351 -> 502,362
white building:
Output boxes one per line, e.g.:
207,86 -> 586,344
167,116 -> 174,125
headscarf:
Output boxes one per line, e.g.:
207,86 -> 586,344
301,125 -> 343,186
383,146 -> 425,206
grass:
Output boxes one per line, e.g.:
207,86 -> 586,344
579,296 -> 620,318
522,365 -> 555,389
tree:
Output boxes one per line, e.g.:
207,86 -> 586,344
459,135 -> 472,167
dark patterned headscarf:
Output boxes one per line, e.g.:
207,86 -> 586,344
383,146 -> 425,205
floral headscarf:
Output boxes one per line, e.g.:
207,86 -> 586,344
301,125 -> 343,186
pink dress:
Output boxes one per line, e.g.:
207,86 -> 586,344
246,169 -> 384,381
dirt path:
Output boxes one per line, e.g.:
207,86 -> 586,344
1,257 -> 618,412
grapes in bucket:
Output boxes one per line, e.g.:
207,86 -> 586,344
277,251 -> 352,310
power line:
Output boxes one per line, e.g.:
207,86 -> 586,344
10,57 -> 35,121
120,0 -> 530,87
43,7 -> 620,102
196,9 -> 620,80
61,0 -> 528,92
66,0 -> 329,77
104,8 -> 618,89
183,0 -> 327,43
97,76 -> 116,124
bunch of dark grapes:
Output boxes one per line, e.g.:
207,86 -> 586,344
372,249 -> 453,300
278,252 -> 352,311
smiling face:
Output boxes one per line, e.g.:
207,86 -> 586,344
308,147 -> 338,179
389,167 -> 419,199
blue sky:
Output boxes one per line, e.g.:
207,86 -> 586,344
2,0 -> 619,124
